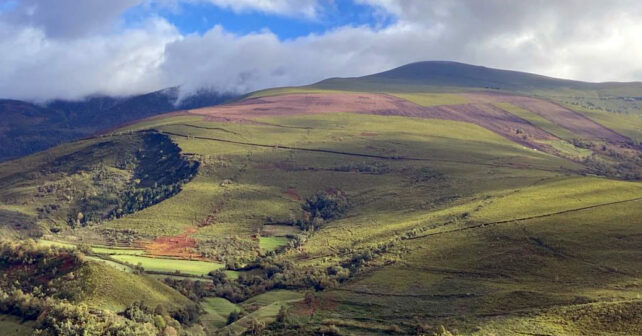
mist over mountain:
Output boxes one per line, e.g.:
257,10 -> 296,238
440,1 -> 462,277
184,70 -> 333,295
0,87 -> 236,162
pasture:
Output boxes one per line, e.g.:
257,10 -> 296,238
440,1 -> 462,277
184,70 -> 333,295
110,255 -> 224,276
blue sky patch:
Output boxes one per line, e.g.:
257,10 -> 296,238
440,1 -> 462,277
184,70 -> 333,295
123,0 -> 396,39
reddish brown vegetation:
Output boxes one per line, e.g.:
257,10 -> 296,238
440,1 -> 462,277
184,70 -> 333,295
185,92 -> 632,160
283,187 -> 301,201
144,226 -> 200,259
188,93 -> 414,120
463,92 -> 629,142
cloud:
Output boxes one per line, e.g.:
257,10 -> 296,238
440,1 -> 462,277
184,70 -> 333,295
2,0 -> 143,38
147,0 -> 321,18
1,0 -> 642,101
0,17 -> 179,101
200,0 -> 320,18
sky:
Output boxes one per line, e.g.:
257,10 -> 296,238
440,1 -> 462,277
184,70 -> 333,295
1,0 -> 642,101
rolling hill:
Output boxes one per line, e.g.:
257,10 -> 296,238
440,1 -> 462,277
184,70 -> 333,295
0,62 -> 641,335
316,61 -> 642,94
0,87 -> 235,162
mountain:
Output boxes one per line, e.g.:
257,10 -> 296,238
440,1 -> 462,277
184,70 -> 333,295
316,60 -> 642,92
0,88 -> 236,162
1,62 -> 641,335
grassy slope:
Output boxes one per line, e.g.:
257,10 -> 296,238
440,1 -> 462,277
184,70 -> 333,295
111,111 -> 638,335
102,112 -> 577,238
0,314 -> 34,336
316,197 -> 642,335
561,103 -> 642,143
82,261 -> 193,312
1,76 -> 641,334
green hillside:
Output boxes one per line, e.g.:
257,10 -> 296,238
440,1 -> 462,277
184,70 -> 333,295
0,63 -> 641,335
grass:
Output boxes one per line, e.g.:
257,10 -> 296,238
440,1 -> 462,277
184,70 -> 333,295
37,239 -> 76,249
110,255 -> 224,276
312,177 -> 642,335
259,236 -> 290,252
85,256 -> 132,273
493,102 -> 580,140
242,290 -> 304,308
244,86 -> 353,99
201,297 -> 243,329
261,224 -> 300,236
0,314 -> 34,336
2,87 -> 641,334
38,241 -> 145,255
390,92 -> 470,106
90,246 -> 145,255
546,139 -> 593,159
203,297 -> 242,315
82,262 -> 192,312
223,291 -> 305,335
561,102 -> 642,143
221,302 -> 288,335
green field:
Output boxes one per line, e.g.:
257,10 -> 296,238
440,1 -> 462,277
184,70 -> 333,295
201,297 -> 243,329
203,297 -> 242,315
90,246 -> 145,255
259,236 -> 290,252
110,255 -> 224,276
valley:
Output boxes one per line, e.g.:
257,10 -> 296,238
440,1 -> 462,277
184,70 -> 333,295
0,63 -> 641,335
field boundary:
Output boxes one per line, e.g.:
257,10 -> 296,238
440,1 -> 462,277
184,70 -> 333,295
160,130 -> 571,173
407,196 -> 642,241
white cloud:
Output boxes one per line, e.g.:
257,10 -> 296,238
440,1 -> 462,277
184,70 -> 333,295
1,0 -> 642,101
0,18 -> 179,101
200,0 -> 320,18
148,0 -> 321,18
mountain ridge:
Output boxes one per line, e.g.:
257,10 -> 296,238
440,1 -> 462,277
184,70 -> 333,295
0,87 -> 236,162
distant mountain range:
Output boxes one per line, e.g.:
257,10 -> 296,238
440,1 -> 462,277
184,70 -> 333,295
0,88 -> 236,162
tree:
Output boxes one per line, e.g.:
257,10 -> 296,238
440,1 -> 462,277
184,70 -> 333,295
247,318 -> 265,335
226,310 -> 240,325
276,305 -> 289,324
209,269 -> 228,286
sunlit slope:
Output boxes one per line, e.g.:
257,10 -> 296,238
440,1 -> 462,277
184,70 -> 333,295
102,112 -> 580,237
313,192 -> 642,335
0,82 -> 640,334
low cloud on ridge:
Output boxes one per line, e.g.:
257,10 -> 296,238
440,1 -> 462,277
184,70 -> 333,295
1,0 -> 642,101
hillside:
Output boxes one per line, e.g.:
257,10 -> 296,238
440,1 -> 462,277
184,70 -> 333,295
0,62 -> 641,335
302,61 -> 642,115
0,240 -> 197,335
0,88 -> 234,162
